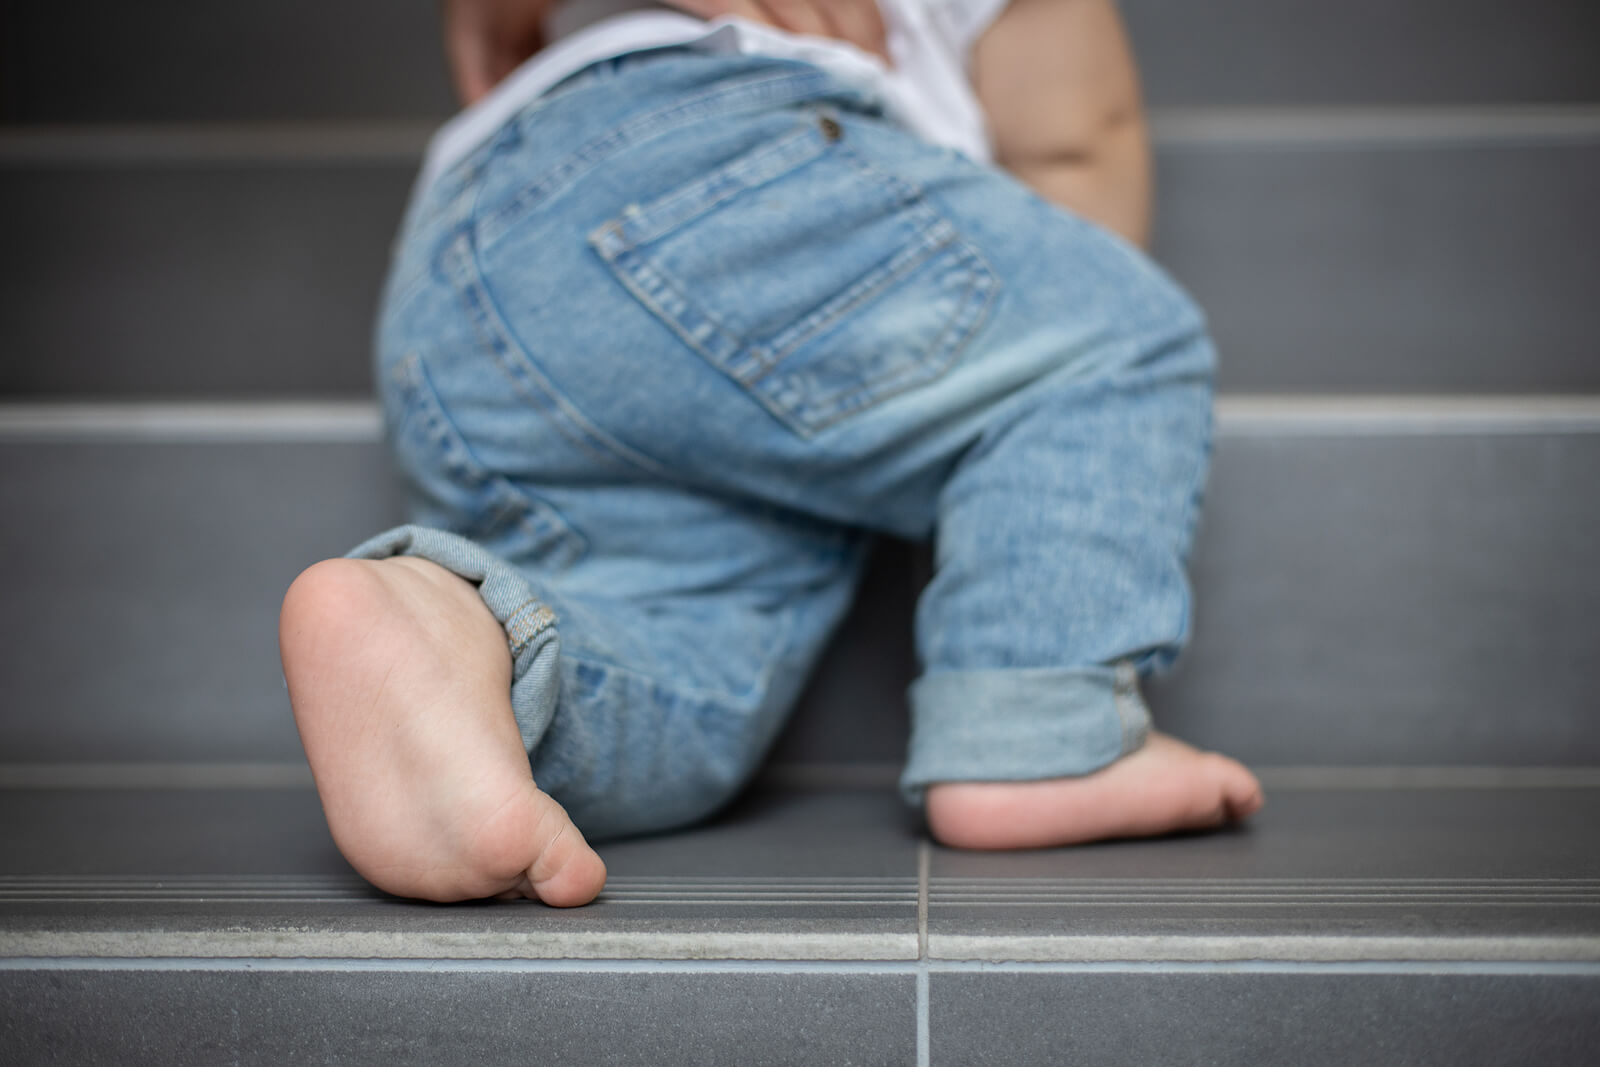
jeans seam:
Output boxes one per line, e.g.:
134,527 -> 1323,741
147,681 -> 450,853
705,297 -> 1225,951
597,241 -> 752,381
754,210 -> 950,371
477,67 -> 838,252
590,129 -> 1000,438
395,355 -> 488,491
505,598 -> 559,657
562,602 -> 797,710
391,350 -> 591,570
763,135 -> 997,430
764,232 -> 998,435
440,232 -> 679,482
1113,661 -> 1147,755
599,117 -> 825,251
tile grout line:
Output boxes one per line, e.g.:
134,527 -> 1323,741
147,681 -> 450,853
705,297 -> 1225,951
918,842 -> 930,960
917,841 -> 931,1067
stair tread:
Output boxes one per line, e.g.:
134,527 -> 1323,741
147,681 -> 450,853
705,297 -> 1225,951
2,785 -> 1596,963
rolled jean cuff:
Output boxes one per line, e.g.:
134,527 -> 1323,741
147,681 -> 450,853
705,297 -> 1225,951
347,524 -> 562,756
898,662 -> 1150,804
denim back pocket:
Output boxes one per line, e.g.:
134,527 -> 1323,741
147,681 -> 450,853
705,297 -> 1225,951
386,351 -> 587,571
588,112 -> 996,437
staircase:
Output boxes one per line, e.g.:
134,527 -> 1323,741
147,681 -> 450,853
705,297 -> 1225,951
3,1 -> 1598,1061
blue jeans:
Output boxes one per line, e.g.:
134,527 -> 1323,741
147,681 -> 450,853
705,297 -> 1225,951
355,49 -> 1215,840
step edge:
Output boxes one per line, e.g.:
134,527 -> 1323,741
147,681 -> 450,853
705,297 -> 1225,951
927,933 -> 1600,964
1153,105 -> 1600,149
4,397 -> 1600,443
4,106 -> 1598,167
3,956 -> 1597,976
0,929 -> 919,962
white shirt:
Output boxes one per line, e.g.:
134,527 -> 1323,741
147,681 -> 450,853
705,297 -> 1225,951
418,0 -> 1011,191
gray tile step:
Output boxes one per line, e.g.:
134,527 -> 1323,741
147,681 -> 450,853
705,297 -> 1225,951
0,787 -> 922,961
1,0 -> 457,124
3,1 -> 1594,124
1146,413 -> 1600,766
928,971 -> 1600,1066
926,787 -> 1600,961
1121,0 -> 1600,108
0,436 -> 395,763
1,965 -> 1591,1067
4,130 -> 1596,396
1155,135 -> 1600,393
3,404 -> 1595,768
1,785 -> 1596,1065
0,967 -> 920,1066
3,786 -> 1596,961
0,161 -> 411,398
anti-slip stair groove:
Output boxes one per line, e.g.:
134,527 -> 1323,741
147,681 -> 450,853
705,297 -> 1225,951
934,883 -> 1600,904
10,875 -> 1600,906
7,958 -> 1596,976
0,875 -> 921,906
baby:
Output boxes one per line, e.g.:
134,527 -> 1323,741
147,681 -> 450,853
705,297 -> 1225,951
278,0 -> 1263,906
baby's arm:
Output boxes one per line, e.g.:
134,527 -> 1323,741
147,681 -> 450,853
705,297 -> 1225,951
971,0 -> 1151,246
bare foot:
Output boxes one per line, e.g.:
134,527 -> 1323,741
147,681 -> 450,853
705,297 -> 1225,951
279,556 -> 606,905
924,732 -> 1264,850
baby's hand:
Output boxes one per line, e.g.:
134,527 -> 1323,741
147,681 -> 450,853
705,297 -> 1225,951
440,0 -> 891,108
667,0 -> 889,62
924,733 -> 1263,850
440,0 -> 558,104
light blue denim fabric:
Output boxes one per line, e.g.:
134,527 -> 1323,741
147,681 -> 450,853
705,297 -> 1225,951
354,48 -> 1215,840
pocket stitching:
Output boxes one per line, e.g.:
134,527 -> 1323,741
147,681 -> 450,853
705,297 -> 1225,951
765,238 -> 998,433
596,236 -> 758,382
605,118 -> 826,251
588,123 -> 995,436
479,67 -> 838,252
755,209 -> 952,373
440,231 -> 678,482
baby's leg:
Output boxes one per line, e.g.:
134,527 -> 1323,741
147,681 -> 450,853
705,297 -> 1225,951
893,165 -> 1261,848
285,56 -> 884,900
911,358 -> 1264,849
280,554 -> 605,905
281,488 -> 860,904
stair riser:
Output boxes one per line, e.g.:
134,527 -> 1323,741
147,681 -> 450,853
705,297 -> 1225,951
5,137 -> 1597,395
1,967 -> 1593,1066
5,1 -> 1597,122
3,426 -> 1595,766
932,972 -> 1600,1066
0,969 -> 917,1066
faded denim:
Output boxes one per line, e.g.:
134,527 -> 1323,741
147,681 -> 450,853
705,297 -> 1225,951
354,48 -> 1215,840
